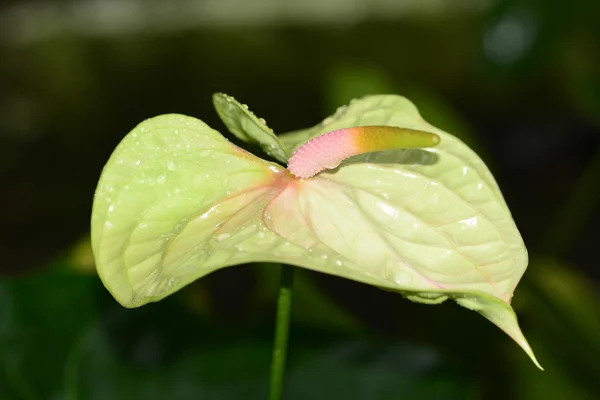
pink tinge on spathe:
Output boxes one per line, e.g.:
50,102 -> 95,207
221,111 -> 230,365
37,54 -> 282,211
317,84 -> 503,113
287,128 -> 358,178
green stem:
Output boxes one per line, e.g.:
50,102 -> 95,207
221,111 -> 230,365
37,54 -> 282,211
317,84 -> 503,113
268,264 -> 295,400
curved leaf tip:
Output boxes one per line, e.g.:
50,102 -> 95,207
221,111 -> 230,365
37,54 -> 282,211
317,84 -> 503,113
454,293 -> 543,370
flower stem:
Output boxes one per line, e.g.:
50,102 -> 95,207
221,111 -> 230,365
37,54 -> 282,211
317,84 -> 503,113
268,264 -> 295,400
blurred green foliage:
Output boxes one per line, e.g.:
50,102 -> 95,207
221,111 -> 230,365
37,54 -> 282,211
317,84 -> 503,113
1,0 -> 600,398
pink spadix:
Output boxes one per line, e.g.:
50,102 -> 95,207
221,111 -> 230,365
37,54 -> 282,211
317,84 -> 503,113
287,126 -> 441,179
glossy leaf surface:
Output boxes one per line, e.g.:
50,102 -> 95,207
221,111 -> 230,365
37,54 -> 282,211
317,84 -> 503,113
91,95 -> 540,368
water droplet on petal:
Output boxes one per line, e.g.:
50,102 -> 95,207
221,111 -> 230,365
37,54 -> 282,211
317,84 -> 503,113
394,271 -> 412,286
216,233 -> 231,242
167,277 -> 179,288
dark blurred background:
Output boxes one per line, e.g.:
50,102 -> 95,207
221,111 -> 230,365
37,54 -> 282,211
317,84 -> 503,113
1,0 -> 600,399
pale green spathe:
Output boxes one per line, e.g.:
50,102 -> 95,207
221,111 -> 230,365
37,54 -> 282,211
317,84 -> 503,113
91,94 -> 542,369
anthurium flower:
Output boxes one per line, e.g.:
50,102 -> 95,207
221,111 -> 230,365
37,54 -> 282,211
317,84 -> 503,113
91,93 -> 542,369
